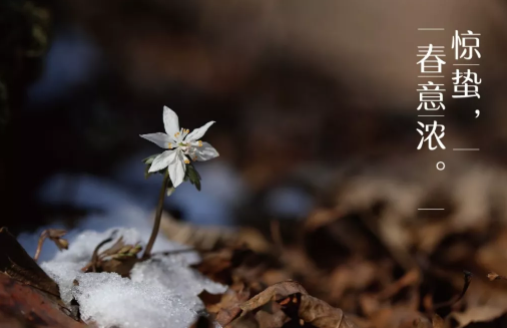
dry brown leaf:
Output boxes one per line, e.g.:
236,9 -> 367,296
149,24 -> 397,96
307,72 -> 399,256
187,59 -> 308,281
476,230 -> 507,277
98,257 -> 139,277
229,281 -> 360,328
376,269 -> 420,301
432,314 -> 445,328
328,260 -> 378,301
255,310 -> 289,328
294,293 -> 360,328
449,306 -> 507,328
81,234 -> 141,277
238,280 -> 307,313
368,307 -> 430,328
47,229 -> 70,251
412,317 -> 432,328
193,248 -> 234,285
159,211 -> 270,252
213,283 -> 251,326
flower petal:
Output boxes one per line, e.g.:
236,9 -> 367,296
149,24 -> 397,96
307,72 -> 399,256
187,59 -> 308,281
148,150 -> 173,173
140,133 -> 172,149
163,106 -> 180,136
185,121 -> 215,142
193,142 -> 219,161
168,149 -> 186,188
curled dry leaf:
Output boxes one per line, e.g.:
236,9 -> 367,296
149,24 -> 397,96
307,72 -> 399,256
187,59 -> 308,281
34,229 -> 69,261
48,229 -> 70,251
227,281 -> 360,328
81,234 -> 142,277
238,280 -> 307,314
280,293 -> 361,328
212,283 -> 251,326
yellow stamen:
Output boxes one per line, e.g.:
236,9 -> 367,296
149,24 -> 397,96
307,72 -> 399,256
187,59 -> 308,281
174,132 -> 180,137
167,142 -> 172,149
192,156 -> 198,161
185,129 -> 190,134
198,140 -> 203,147
184,158 -> 190,164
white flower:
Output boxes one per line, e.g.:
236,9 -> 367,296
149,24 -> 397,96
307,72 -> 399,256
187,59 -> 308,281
140,106 -> 219,188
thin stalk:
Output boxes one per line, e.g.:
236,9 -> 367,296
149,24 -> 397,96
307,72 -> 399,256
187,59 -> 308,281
143,171 -> 170,259
34,230 -> 49,261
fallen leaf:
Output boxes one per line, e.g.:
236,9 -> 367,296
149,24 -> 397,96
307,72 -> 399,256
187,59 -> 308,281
281,293 -> 360,328
213,283 -> 251,326
432,314 -> 445,328
229,281 -> 360,328
159,211 -> 270,252
449,306 -> 507,328
193,248 -> 234,285
368,307 -> 430,328
255,310 -> 290,328
238,280 -> 307,314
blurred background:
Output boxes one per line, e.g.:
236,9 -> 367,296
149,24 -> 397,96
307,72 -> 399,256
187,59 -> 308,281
6,0 -> 507,325
3,0 -> 507,233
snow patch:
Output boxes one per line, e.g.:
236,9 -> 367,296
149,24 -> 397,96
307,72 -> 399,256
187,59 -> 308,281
41,228 -> 227,328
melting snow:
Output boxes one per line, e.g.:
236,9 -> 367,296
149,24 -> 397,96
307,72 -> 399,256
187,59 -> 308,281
41,228 -> 227,328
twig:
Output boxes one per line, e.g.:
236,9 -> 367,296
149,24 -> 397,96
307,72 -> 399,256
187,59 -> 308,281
152,248 -> 197,256
432,270 -> 472,310
34,230 -> 49,261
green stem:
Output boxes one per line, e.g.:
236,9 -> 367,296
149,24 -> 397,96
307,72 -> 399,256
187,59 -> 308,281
143,171 -> 170,259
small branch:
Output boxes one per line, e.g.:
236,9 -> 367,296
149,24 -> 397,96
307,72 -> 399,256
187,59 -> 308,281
433,270 -> 472,310
143,171 -> 170,259
34,230 -> 49,261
